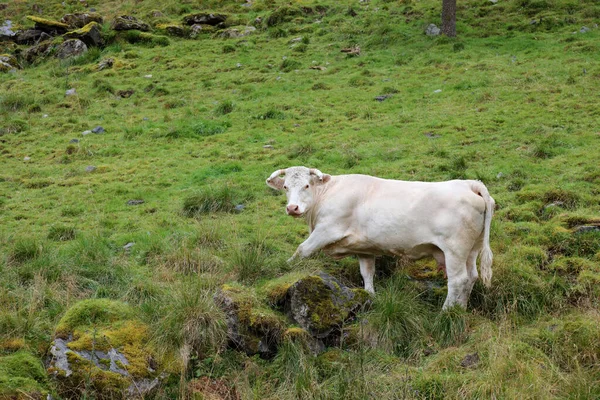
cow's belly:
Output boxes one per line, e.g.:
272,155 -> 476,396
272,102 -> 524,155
322,233 -> 441,260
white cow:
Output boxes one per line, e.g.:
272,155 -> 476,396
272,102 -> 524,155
266,166 -> 495,309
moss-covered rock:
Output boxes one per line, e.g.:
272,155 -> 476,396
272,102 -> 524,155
0,53 -> 20,72
61,12 -> 104,29
55,39 -> 87,59
155,23 -> 188,37
0,350 -> 50,399
22,41 -> 55,64
218,26 -> 256,39
215,284 -> 286,358
64,22 -> 102,47
48,299 -> 163,399
287,272 -> 370,339
112,15 -> 150,32
182,13 -> 228,26
26,15 -> 69,33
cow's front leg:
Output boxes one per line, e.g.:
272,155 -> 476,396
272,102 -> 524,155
358,256 -> 376,294
288,226 -> 344,263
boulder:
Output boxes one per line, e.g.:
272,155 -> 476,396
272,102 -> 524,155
55,39 -> 87,59
0,53 -> 20,72
156,24 -> 187,37
286,272 -> 370,339
61,12 -> 103,28
189,24 -> 215,38
22,41 -> 54,63
218,25 -> 256,38
215,284 -> 286,358
0,350 -> 50,398
26,15 -> 69,34
14,29 -> 52,45
425,23 -> 440,36
112,15 -> 150,31
47,299 -> 164,399
64,21 -> 102,47
183,13 -> 227,26
0,19 -> 15,38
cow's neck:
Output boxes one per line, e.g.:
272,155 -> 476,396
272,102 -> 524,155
304,177 -> 335,232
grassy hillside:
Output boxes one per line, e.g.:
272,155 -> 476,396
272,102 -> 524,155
1,0 -> 600,398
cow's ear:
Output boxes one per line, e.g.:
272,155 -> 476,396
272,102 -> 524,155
317,174 -> 332,184
266,177 -> 284,190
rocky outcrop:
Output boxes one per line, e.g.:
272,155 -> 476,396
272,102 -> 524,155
61,12 -> 104,28
47,299 -> 164,399
55,39 -> 87,59
26,15 -> 69,34
183,13 -> 227,26
22,41 -> 54,63
13,29 -> 52,45
64,21 -> 102,47
112,15 -> 150,31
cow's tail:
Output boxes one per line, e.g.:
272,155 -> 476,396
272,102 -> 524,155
471,181 -> 495,288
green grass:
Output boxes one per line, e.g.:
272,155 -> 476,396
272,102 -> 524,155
1,0 -> 600,397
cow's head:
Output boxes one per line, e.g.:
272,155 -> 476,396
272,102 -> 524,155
266,166 -> 331,217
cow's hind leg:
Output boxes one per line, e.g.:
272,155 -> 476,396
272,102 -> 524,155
465,241 -> 482,303
442,250 -> 470,310
358,256 -> 376,294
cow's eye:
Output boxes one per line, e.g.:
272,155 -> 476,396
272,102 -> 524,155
305,184 -> 309,189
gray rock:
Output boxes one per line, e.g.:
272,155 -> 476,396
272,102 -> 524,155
290,37 -> 303,43
433,89 -> 442,93
0,54 -> 20,72
263,145 -> 274,149
127,199 -> 144,205
425,24 -> 440,36
496,172 -> 504,179
92,126 -> 105,133
60,12 -> 103,28
14,29 -> 52,45
573,225 -> 600,234
111,15 -> 150,31
22,41 -> 54,64
189,24 -> 203,38
234,204 -> 245,212
219,25 -> 256,38
183,13 -> 227,26
85,165 -> 96,173
580,26 -> 590,33
424,132 -> 441,139
66,88 -> 77,96
460,352 -> 480,368
489,0 -> 498,3
123,242 -> 135,250
82,130 -> 91,135
50,338 -> 72,377
0,20 -> 15,37
97,57 -> 113,71
544,201 -> 564,209
374,94 -> 392,102
23,156 -> 31,161
55,39 -> 87,59
69,139 -> 79,143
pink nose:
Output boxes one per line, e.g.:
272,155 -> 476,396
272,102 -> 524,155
286,204 -> 300,215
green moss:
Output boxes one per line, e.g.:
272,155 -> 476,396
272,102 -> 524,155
0,351 -> 49,398
55,299 -> 134,336
26,15 -> 69,30
66,21 -> 100,35
259,271 -> 307,308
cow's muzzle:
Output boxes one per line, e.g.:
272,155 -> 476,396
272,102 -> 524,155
286,204 -> 303,217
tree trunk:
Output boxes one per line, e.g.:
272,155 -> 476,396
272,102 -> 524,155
441,0 -> 456,37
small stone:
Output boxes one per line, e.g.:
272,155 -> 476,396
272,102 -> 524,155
127,199 -> 144,206
123,242 -> 135,250
460,352 -> 480,368
82,130 -> 92,135
425,24 -> 440,36
65,88 -> 77,96
111,15 -> 150,31
374,94 -> 391,102
489,0 -> 497,3
92,126 -> 105,134
97,58 -> 114,71
151,11 -> 164,18
263,145 -> 274,149
90,7 -> 96,12
236,63 -> 242,68
573,225 -> 600,234
43,114 -> 48,118
496,172 -> 504,179
85,165 -> 96,173
143,117 -> 149,121
234,204 -> 245,213
580,26 -> 590,33
433,89 -> 442,93
424,132 -> 441,139
69,139 -> 79,143
290,37 -> 303,43
144,74 -> 152,78
544,201 -> 564,209
0,19 -> 15,37
24,156 -> 31,161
